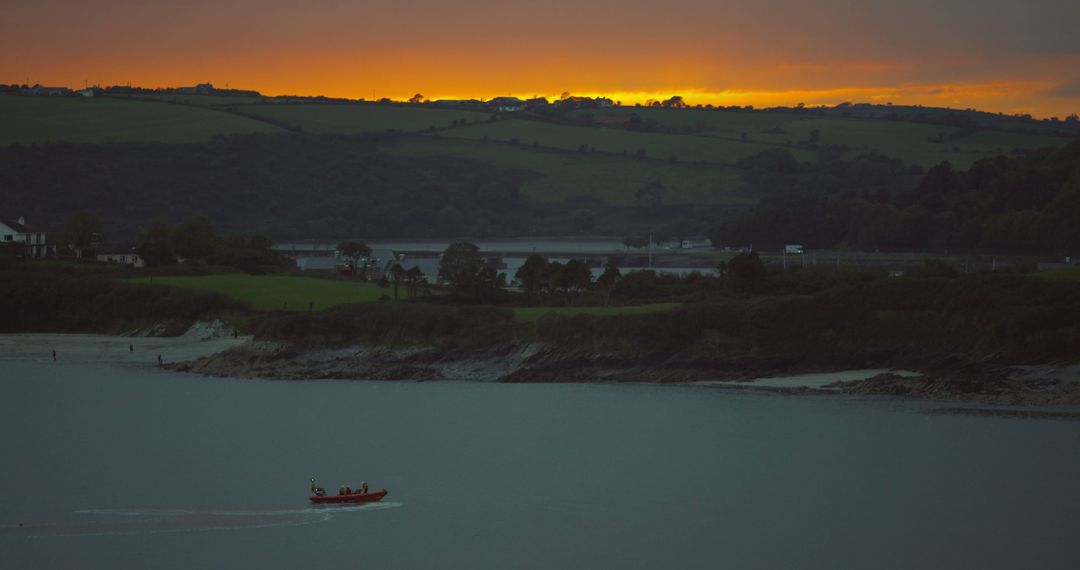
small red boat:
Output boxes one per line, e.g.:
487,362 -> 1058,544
309,489 -> 388,504
309,478 -> 387,504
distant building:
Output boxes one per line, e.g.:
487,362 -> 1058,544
680,237 -> 713,249
176,83 -> 214,95
525,97 -> 550,109
362,249 -> 401,278
488,97 -> 525,112
296,256 -> 340,271
22,84 -> 71,96
555,96 -> 611,110
0,216 -> 49,257
96,248 -> 144,268
79,87 -> 103,97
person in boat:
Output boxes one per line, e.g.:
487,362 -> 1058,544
310,478 -> 326,496
361,482 -> 369,494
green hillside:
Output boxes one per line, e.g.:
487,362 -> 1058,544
127,94 -> 266,106
128,274 -> 384,311
0,96 -> 283,145
238,104 -> 491,134
572,107 -> 1074,169
384,136 -> 749,206
438,119 -> 817,165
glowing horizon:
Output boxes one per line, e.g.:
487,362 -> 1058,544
3,0 -> 1078,119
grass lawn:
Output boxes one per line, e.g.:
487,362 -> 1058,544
239,104 -> 491,134
571,107 -> 1073,169
0,96 -> 283,145
439,119 -> 816,165
512,303 -> 681,322
129,274 -> 386,311
1033,267 -> 1080,281
385,136 -> 751,206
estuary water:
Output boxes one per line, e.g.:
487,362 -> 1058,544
1,362 -> 1077,569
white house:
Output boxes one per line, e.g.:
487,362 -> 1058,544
296,256 -> 340,271
96,249 -> 145,267
0,217 -> 49,257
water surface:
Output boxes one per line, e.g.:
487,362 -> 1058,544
1,362 -> 1077,569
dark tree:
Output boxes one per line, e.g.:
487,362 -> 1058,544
515,254 -> 548,303
727,252 -> 766,293
438,241 -> 483,294
560,259 -> 592,301
596,265 -> 621,306
63,210 -> 101,258
662,95 -> 687,108
405,266 -> 424,298
136,222 -> 176,267
172,217 -> 217,262
389,263 -> 406,300
337,241 -> 372,273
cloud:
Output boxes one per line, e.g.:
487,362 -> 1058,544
1048,80 -> 1080,98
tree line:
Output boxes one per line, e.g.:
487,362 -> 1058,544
710,142 -> 1080,255
137,217 -> 286,271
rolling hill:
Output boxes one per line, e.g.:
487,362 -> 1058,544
0,96 -> 283,145
236,103 -> 491,134
2,94 -> 1077,248
569,107 -> 1072,169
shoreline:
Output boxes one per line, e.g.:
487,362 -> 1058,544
0,327 -> 251,367
3,331 -> 1079,407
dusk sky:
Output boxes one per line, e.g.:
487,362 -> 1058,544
4,0 -> 1079,117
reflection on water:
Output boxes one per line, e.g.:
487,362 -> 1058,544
4,503 -> 402,538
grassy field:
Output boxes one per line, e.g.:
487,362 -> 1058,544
512,302 -> 681,322
384,136 -> 751,206
129,274 -> 386,311
571,107 -> 1072,169
439,119 -> 816,165
0,96 -> 282,145
238,104 -> 492,134
1033,267 -> 1080,280
125,94 -> 266,107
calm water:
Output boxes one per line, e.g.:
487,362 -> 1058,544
1,362 -> 1078,569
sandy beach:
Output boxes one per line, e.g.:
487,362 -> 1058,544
0,331 -> 251,366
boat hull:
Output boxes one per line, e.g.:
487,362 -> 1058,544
309,489 -> 388,504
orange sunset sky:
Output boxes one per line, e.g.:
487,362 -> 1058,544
3,0 -> 1079,118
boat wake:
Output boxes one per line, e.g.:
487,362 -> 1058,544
3,502 -> 402,538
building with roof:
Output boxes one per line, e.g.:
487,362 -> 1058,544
0,216 -> 49,257
488,97 -> 525,112
96,248 -> 144,267
296,256 -> 341,271
176,83 -> 215,95
22,84 -> 72,96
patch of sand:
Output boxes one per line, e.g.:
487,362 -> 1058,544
0,331 -> 251,366
696,369 -> 922,390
